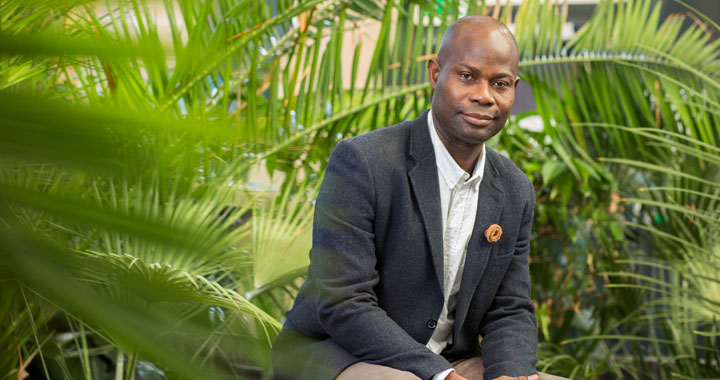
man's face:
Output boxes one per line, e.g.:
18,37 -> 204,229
428,27 -> 519,149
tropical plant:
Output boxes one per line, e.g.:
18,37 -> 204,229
504,0 -> 720,378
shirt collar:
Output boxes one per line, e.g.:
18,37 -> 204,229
428,110 -> 485,190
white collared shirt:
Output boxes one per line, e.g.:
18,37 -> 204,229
426,111 -> 486,380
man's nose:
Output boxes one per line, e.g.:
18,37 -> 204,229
469,81 -> 494,106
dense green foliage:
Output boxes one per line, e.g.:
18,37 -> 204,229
0,0 -> 718,379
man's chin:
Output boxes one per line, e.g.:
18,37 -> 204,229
461,127 -> 502,145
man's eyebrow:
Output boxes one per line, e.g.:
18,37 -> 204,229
457,63 -> 515,79
457,63 -> 479,73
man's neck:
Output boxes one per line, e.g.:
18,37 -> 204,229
446,142 -> 483,175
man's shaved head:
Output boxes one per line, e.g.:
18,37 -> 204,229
426,15 -> 520,171
437,16 -> 518,72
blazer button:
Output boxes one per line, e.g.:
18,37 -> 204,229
427,319 -> 437,329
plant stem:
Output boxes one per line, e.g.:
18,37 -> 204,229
115,349 -> 124,380
79,321 -> 92,380
20,286 -> 51,380
124,349 -> 138,380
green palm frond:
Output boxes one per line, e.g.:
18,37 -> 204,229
75,250 -> 279,330
239,177 -> 319,320
250,187 -> 314,294
515,0 -> 719,165
1,225 -> 240,380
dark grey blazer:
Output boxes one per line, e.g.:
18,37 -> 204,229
272,111 -> 537,380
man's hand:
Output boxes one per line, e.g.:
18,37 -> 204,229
491,375 -> 539,380
446,372 -> 469,380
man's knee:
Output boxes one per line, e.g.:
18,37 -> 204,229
451,356 -> 570,380
451,356 -> 485,378
337,362 -> 421,380
539,373 -> 571,380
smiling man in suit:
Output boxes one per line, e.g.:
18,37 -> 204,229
271,16 -> 565,380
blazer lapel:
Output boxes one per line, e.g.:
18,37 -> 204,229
407,111 -> 445,293
453,149 -> 505,336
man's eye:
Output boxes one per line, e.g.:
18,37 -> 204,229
460,73 -> 473,80
493,81 -> 509,87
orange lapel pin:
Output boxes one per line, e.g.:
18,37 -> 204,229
485,224 -> 502,243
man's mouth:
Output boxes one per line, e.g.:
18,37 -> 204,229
460,113 -> 494,127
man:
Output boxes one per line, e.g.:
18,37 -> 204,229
272,16 -> 564,380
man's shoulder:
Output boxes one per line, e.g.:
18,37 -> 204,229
336,113 -> 424,164
486,147 -> 534,194
343,118 -> 415,150
486,147 -> 523,176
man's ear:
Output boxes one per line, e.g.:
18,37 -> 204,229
427,58 -> 440,89
513,77 -> 520,88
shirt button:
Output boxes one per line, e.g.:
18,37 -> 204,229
427,319 -> 437,329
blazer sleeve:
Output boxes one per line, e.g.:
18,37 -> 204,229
309,139 -> 452,380
478,177 -> 538,380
